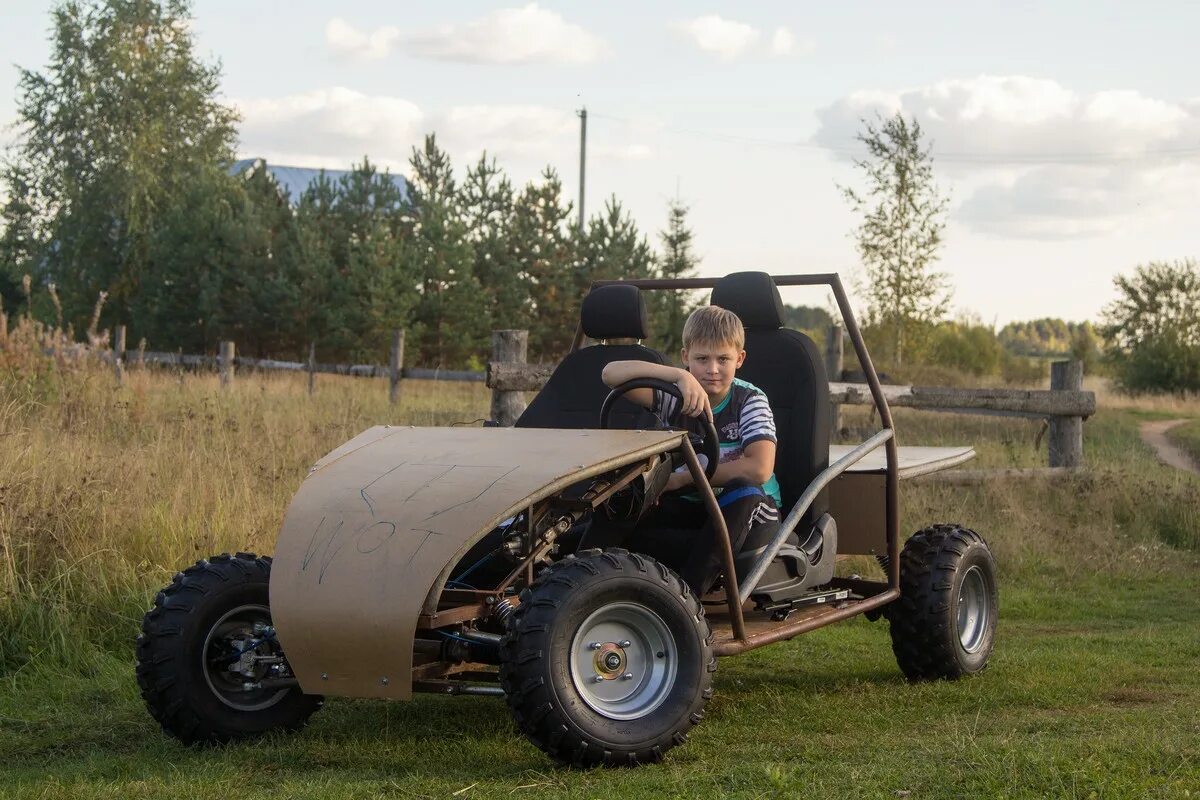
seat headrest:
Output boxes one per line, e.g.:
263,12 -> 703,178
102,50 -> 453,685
581,284 -> 649,340
711,271 -> 784,329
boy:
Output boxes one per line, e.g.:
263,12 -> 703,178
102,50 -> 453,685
600,305 -> 780,595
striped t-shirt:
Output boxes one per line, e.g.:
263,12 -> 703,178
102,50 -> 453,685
653,377 -> 782,504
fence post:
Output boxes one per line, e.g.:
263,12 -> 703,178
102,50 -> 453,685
307,341 -> 317,397
389,330 -> 405,405
824,323 -> 844,433
490,330 -> 528,426
219,341 -> 235,390
0,310 -> 7,344
1049,360 -> 1084,468
113,325 -> 126,385
136,337 -> 146,369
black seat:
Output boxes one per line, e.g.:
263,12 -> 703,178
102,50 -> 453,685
711,272 -> 830,527
515,284 -> 665,430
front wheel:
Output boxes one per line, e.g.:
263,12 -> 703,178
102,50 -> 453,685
499,548 -> 714,767
136,552 -> 322,744
885,525 -> 999,681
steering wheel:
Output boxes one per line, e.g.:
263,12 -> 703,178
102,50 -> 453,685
599,378 -> 720,482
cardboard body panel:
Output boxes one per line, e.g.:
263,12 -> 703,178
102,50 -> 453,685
833,444 -> 975,479
828,444 -> 975,555
829,473 -> 887,555
270,425 -> 682,700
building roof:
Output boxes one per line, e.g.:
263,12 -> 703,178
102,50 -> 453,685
229,158 -> 409,206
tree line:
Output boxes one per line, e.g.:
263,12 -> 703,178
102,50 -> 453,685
0,0 -> 709,367
3,1 -> 1196,391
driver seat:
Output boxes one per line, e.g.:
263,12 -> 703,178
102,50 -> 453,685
710,271 -> 837,605
514,284 -> 664,430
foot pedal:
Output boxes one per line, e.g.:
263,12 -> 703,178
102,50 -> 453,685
763,588 -> 851,621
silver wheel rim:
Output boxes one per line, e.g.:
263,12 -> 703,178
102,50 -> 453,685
202,603 -> 289,711
569,602 -> 678,720
957,566 -> 990,654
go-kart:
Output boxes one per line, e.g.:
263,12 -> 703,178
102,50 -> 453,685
136,271 -> 998,767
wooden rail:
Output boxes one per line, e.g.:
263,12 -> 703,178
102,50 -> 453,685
483,326 -> 1095,468
27,321 -> 1096,468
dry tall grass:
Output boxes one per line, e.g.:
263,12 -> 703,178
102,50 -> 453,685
1,330 -> 1197,673
0,331 -> 491,669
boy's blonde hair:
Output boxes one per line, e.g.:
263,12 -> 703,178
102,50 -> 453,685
682,305 -> 744,351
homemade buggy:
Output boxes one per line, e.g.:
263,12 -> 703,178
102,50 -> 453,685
137,271 -> 999,767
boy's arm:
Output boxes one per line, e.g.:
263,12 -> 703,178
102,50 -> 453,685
666,439 -> 776,492
600,360 -> 712,420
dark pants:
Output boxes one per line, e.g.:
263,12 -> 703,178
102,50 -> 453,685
626,482 -> 780,596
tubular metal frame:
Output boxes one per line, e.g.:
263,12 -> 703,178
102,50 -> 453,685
585,274 -> 902,654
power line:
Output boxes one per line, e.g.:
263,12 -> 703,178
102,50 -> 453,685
588,110 -> 1200,165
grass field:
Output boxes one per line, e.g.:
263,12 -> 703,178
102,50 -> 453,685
1,360 -> 1199,798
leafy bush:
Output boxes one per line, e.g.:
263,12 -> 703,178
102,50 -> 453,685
1101,259 -> 1200,394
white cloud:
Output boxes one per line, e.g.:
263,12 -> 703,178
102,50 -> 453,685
235,88 -> 425,171
325,18 -> 400,61
770,27 -> 798,56
233,89 -> 650,174
813,76 -> 1200,239
325,5 -> 608,65
438,105 -> 577,156
677,16 -> 811,61
814,76 -> 1196,164
677,15 -> 760,60
957,164 -> 1200,239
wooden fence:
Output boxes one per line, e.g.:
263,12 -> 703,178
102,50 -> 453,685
103,327 -> 485,405
56,322 -> 1095,468
485,324 -> 1096,469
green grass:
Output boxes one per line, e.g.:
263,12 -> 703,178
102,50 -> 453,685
2,362 -> 1200,798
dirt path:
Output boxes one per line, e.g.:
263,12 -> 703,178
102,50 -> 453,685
1139,419 -> 1200,476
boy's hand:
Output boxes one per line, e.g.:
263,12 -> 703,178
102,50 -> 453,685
665,470 -> 692,492
675,369 -> 713,422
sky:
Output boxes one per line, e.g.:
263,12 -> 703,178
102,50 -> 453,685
2,1 -> 1198,325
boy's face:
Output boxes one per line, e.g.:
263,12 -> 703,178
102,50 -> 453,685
681,341 -> 746,401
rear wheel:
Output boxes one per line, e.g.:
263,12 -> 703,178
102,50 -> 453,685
885,525 -> 998,680
136,552 -> 322,744
499,548 -> 714,767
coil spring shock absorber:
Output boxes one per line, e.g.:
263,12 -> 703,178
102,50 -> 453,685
491,597 -> 517,629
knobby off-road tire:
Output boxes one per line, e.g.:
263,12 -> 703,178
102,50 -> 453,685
499,548 -> 714,767
886,525 -> 999,681
136,552 -> 322,744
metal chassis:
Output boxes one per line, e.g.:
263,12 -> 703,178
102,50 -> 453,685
410,272 -> 899,692
585,274 -> 901,656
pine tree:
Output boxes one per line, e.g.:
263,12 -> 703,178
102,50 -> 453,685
232,163 -> 305,356
841,113 -> 951,366
292,160 -> 416,362
573,196 -> 656,347
652,199 -> 701,357
578,196 -> 656,287
406,136 -> 486,367
511,169 -> 577,360
461,154 -> 525,332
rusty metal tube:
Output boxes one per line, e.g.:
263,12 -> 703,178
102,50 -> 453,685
679,437 -> 747,643
589,273 -> 902,593
738,428 -> 894,604
713,588 -> 900,656
828,276 -> 900,588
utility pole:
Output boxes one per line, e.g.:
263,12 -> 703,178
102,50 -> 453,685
577,106 -> 587,235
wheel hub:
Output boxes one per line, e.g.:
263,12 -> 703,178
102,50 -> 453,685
593,643 -> 627,679
202,604 -> 290,711
569,602 -> 678,720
